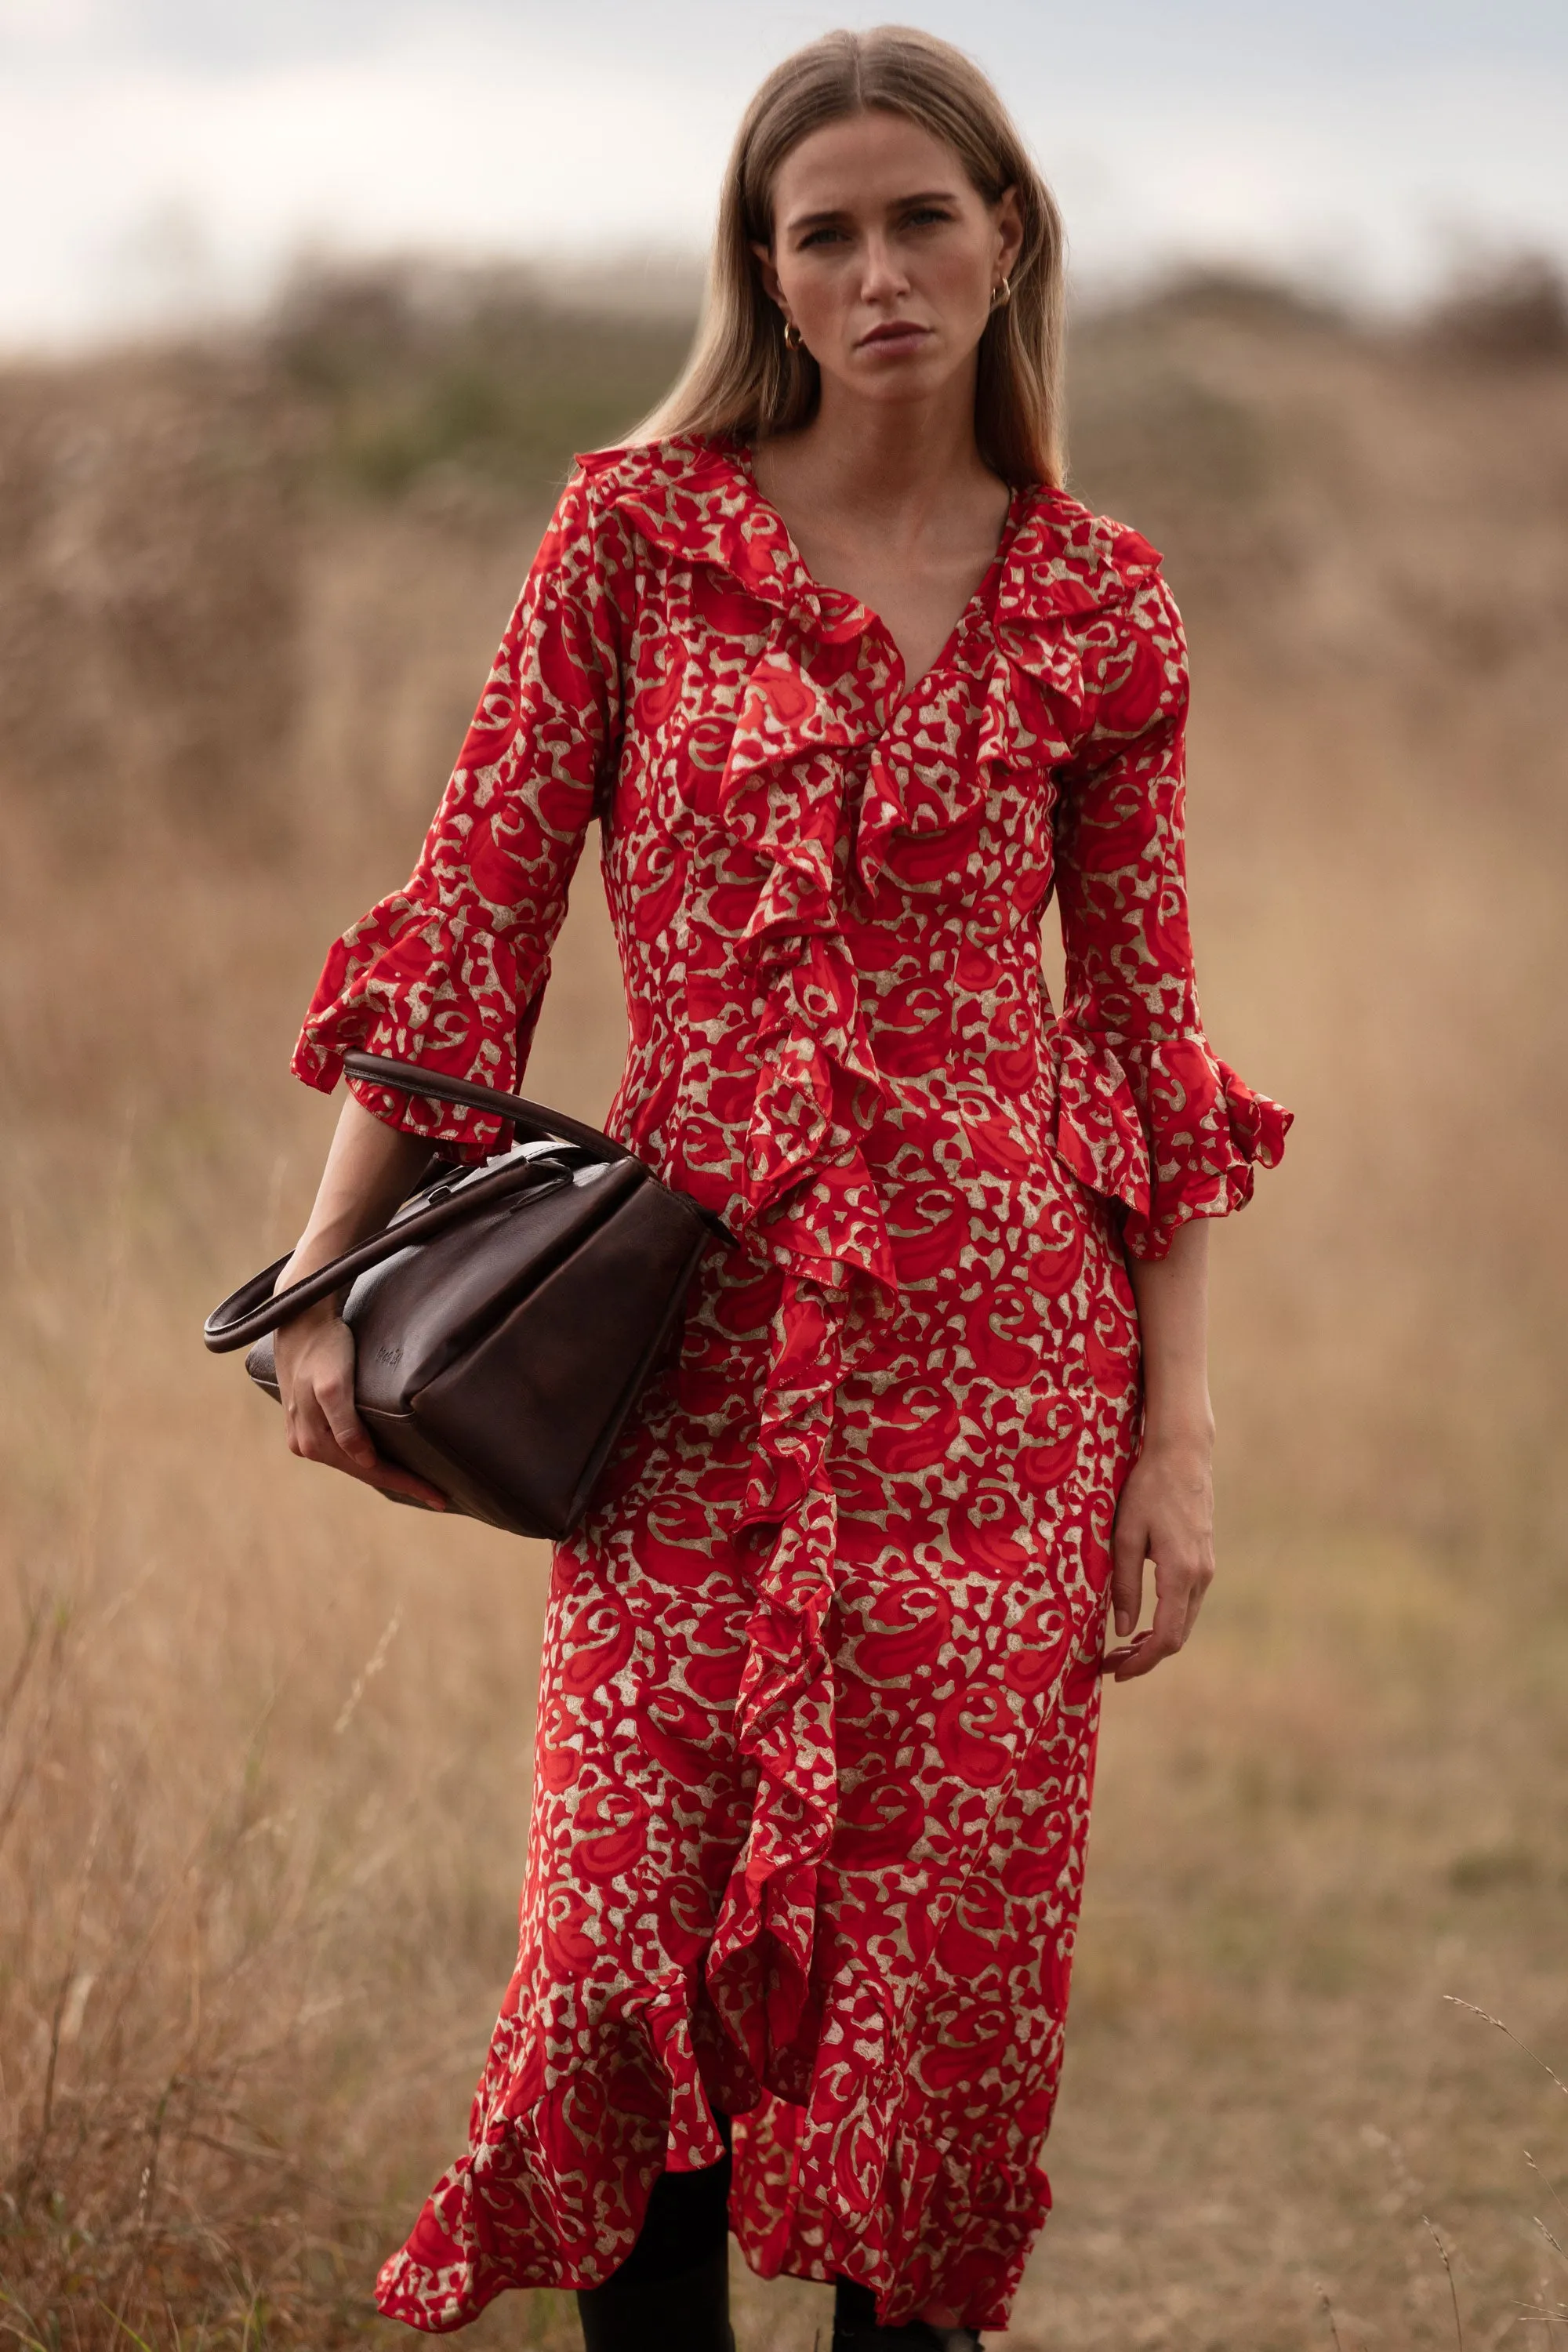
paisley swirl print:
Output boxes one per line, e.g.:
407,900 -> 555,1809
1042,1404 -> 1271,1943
292,434 -> 1289,2334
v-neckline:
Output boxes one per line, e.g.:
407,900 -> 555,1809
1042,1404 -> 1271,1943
728,442 -> 1022,702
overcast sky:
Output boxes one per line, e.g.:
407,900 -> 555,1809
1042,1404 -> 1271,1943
1,0 -> 1564,346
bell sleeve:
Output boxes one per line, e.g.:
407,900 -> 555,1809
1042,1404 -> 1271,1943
1048,541 -> 1290,1259
291,466 -> 622,1161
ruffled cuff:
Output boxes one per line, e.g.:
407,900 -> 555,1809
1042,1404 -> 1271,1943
1047,1022 -> 1290,1259
291,892 -> 538,1162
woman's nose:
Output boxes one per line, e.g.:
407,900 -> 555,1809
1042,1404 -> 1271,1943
858,234 -> 911,302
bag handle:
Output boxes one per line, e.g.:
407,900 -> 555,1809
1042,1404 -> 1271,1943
343,1053 -> 637,1166
202,1145 -> 583,1356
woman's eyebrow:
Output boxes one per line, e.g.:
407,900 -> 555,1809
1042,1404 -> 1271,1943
785,186 -> 963,234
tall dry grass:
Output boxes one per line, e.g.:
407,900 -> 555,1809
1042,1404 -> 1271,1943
2,268 -> 1566,2350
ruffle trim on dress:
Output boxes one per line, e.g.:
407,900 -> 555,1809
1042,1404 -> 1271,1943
1046,1016 -> 1293,1258
589,436 -> 1160,756
1044,1022 -> 1152,1219
1127,1045 -> 1292,1259
373,1965 -> 729,2332
854,637 -> 1057,895
372,1955 -> 1049,2335
702,1274 -> 848,2086
731,2087 -> 1053,2332
645,481 -> 900,2086
291,890 -> 545,1162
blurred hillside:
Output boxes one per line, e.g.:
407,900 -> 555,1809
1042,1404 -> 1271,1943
4,254 -> 1563,1538
2,261 -> 1567,2349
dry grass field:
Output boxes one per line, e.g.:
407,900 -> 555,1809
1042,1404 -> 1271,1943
2,264 -> 1566,2351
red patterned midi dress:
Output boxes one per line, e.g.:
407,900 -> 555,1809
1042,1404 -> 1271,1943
293,434 -> 1289,2335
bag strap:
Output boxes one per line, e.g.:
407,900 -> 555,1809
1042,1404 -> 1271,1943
343,1053 -> 636,1166
202,1146 -> 586,1356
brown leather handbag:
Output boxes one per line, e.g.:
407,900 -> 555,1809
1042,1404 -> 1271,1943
203,1054 -> 717,1540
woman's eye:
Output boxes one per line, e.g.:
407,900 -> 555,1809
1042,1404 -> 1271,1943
906,207 -> 953,228
799,227 -> 845,249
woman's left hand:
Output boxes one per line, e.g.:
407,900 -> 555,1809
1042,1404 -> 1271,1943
1102,1432 -> 1215,1681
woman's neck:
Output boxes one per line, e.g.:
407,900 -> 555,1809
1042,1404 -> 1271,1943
748,367 -> 1014,681
757,366 -> 997,535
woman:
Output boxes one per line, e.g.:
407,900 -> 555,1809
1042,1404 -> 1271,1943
276,26 -> 1288,2352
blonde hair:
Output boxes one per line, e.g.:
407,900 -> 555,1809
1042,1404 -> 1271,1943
637,25 -> 1067,487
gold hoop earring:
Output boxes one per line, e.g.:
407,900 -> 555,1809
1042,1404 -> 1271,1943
782,318 -> 804,351
989,276 -> 1012,311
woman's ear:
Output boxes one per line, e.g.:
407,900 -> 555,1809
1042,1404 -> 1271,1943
750,239 -> 784,307
994,186 -> 1025,279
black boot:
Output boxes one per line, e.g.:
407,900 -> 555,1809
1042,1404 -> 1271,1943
832,2274 -> 982,2352
577,2241 -> 734,2350
578,2111 -> 735,2348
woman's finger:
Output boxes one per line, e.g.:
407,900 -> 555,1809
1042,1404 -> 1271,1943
318,1375 -> 379,1472
285,1372 -> 367,1472
287,1384 -> 358,1472
1110,1628 -> 1176,1681
1103,1628 -> 1159,1679
1149,1571 -> 1192,1658
289,1385 -> 448,1509
1108,1555 -> 1203,1679
1109,1517 -> 1147,1639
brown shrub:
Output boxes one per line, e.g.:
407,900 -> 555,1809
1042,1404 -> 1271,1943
1423,250 -> 1568,365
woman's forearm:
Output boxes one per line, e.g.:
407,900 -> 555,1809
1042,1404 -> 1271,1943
281,1093 -> 434,1290
1125,1218 -> 1214,1450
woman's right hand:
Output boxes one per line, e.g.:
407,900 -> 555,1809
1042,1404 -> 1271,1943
270,1091 -> 452,1510
274,1294 -> 448,1511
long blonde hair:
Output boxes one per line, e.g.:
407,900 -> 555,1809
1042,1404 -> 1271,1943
637,25 -> 1067,488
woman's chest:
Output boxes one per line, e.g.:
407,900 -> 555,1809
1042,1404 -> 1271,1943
608,562 -> 1070,869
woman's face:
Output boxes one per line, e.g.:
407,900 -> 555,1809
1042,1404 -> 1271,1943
755,109 -> 1022,412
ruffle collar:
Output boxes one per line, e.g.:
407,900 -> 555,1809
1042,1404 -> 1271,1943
575,432 -> 1163,657
573,434 -> 1179,1291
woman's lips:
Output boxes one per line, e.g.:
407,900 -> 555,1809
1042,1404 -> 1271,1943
858,323 -> 931,354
